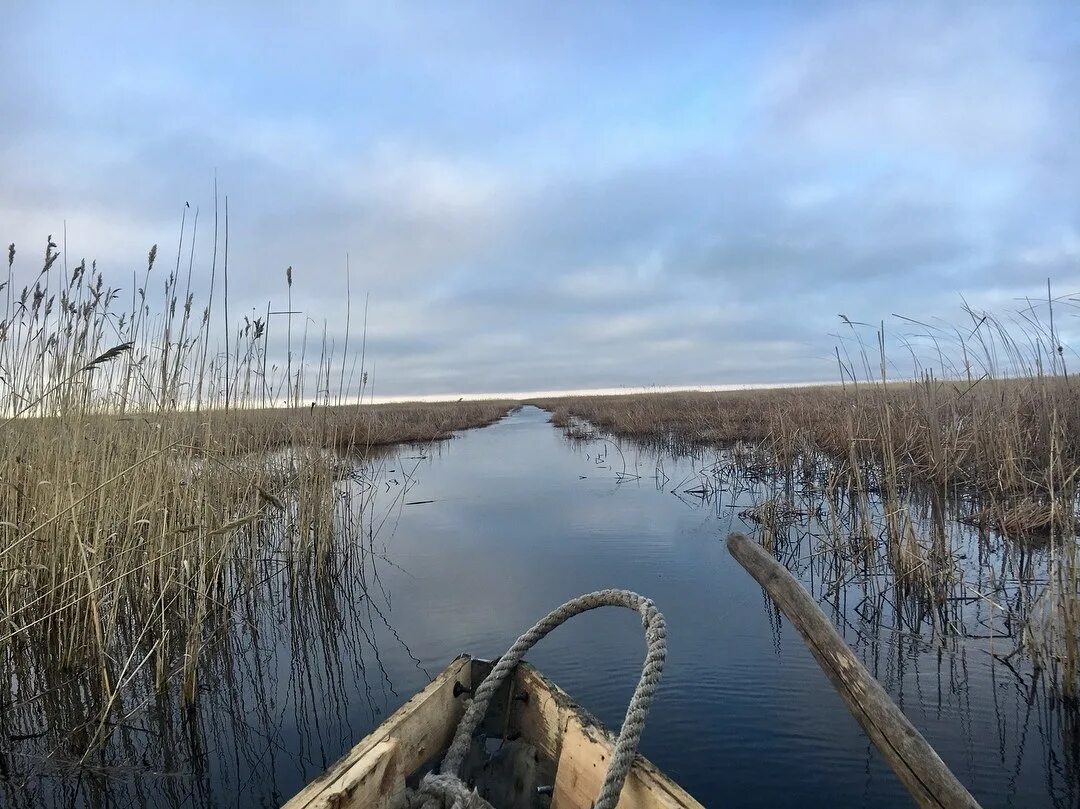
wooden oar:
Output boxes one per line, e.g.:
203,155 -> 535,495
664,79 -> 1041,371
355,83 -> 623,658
727,532 -> 982,809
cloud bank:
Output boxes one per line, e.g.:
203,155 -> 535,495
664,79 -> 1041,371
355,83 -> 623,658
2,2 -> 1078,396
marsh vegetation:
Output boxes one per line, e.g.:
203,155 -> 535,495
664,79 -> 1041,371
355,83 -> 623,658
3,228 -> 1077,807
536,298 -> 1080,702
0,234 -> 511,799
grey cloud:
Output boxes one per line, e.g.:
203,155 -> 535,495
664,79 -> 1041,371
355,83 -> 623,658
757,3 -> 1057,158
2,2 -> 1079,397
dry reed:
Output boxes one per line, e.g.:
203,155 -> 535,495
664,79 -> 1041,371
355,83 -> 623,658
535,297 -> 1080,693
0,232 -> 512,767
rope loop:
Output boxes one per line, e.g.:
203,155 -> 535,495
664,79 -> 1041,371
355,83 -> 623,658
407,589 -> 667,809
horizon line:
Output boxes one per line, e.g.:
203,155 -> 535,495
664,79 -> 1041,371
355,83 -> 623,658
361,380 -> 841,405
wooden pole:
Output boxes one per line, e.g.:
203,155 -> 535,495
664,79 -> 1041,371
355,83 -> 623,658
726,532 -> 982,809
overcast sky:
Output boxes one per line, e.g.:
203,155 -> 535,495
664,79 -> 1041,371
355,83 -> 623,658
3,2 -> 1078,397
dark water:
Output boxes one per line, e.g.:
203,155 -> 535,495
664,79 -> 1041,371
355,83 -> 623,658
5,406 -> 1077,808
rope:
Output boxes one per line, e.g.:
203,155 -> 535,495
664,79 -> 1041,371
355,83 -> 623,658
406,589 -> 667,809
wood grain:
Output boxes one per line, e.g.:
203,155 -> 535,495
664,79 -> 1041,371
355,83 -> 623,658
727,531 -> 982,809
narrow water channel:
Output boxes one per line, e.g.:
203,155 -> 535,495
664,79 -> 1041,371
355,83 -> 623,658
312,406 -> 1073,808
9,406 -> 1075,808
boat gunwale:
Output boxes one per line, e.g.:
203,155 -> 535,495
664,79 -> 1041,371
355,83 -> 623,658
282,654 -> 702,809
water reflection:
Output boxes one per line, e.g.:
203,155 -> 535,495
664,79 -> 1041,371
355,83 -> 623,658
0,448 -> 421,808
562,413 -> 1080,809
2,406 -> 1077,807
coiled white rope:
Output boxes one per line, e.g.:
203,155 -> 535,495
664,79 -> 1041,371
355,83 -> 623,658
406,589 -> 667,809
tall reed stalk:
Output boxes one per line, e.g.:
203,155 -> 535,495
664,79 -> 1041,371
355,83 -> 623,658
0,233 -> 512,765
537,296 -> 1080,694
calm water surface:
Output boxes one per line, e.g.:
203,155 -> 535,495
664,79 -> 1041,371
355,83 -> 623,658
8,406 -> 1077,807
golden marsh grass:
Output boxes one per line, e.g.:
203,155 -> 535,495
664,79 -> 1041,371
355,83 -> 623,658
0,235 -> 512,765
535,301 -> 1080,694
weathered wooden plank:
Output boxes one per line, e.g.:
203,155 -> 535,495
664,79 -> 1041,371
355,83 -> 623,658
510,665 -> 702,809
726,531 -> 982,809
285,655 -> 702,809
283,655 -> 472,809
305,739 -> 403,809
551,720 -> 700,809
510,665 -> 570,762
